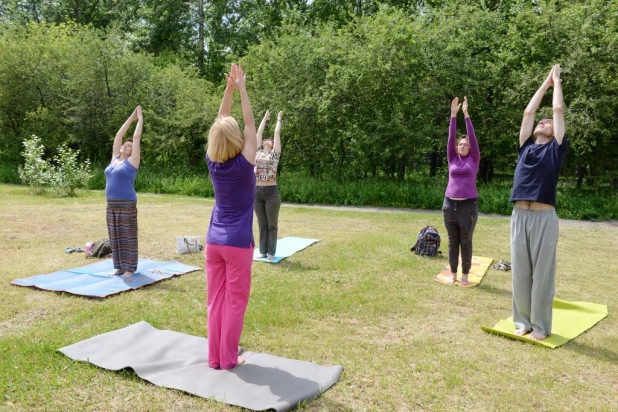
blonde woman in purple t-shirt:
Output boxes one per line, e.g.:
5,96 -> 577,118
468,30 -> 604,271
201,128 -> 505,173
205,64 -> 256,369
442,96 -> 480,286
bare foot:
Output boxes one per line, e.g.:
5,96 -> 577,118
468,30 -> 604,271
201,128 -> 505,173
459,274 -> 469,287
529,331 -> 547,341
121,271 -> 135,278
236,356 -> 245,367
267,254 -> 274,260
513,328 -> 529,336
112,269 -> 124,276
258,254 -> 266,259
448,273 -> 457,284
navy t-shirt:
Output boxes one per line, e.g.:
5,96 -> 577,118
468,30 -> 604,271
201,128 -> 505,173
509,136 -> 568,206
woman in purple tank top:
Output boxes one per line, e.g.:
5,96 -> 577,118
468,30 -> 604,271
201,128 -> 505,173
442,96 -> 480,287
205,64 -> 257,370
104,106 -> 143,278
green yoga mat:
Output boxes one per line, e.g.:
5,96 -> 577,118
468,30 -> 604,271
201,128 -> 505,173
481,298 -> 608,348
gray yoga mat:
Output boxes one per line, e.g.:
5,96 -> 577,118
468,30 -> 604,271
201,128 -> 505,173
58,321 -> 343,411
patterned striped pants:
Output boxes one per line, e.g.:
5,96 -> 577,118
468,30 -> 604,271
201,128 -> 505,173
106,199 -> 138,272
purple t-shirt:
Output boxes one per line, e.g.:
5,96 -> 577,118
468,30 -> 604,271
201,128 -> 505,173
445,117 -> 480,199
510,136 -> 568,206
206,153 -> 256,248
104,156 -> 138,201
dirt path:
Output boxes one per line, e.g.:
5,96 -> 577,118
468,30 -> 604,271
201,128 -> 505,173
281,202 -> 618,229
137,192 -> 617,229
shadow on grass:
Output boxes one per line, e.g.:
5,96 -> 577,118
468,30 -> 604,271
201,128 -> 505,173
276,260 -> 317,273
565,339 -> 618,363
84,365 -> 349,411
143,280 -> 184,292
295,398 -> 353,411
477,282 -> 512,298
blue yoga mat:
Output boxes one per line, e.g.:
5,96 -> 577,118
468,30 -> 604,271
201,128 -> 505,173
253,237 -> 320,263
11,259 -> 201,298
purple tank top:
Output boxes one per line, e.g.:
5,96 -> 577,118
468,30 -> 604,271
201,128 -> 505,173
104,156 -> 138,201
206,153 -> 256,248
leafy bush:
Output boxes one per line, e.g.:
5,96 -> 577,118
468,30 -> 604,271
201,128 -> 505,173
18,136 -> 91,196
18,136 -> 53,194
50,144 -> 92,197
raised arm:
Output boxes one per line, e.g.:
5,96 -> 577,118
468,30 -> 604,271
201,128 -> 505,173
447,97 -> 460,163
128,106 -> 143,169
551,65 -> 565,144
232,65 -> 257,164
218,66 -> 237,117
462,96 -> 480,162
113,109 -> 137,159
520,67 -> 553,146
256,111 -> 270,149
273,111 -> 284,153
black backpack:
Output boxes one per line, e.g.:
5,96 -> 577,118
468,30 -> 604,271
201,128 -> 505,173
411,226 -> 441,257
89,238 -> 112,258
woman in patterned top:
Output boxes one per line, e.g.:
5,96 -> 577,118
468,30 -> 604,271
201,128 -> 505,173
254,110 -> 284,260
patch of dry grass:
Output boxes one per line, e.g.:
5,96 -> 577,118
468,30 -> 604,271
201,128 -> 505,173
1,184 -> 617,411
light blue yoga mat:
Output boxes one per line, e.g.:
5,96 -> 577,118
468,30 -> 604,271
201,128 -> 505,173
11,259 -> 200,298
253,237 -> 320,263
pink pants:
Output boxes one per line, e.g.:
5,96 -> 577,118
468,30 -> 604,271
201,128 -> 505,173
205,243 -> 253,369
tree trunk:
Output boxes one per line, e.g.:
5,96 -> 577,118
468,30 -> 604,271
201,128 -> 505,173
576,163 -> 584,189
429,150 -> 438,177
479,158 -> 494,183
198,0 -> 205,76
398,156 -> 406,182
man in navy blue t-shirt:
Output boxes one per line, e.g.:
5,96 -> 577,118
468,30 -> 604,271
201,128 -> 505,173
509,64 -> 567,341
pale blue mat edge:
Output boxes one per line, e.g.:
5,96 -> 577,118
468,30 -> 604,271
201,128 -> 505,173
253,237 -> 320,263
11,259 -> 201,298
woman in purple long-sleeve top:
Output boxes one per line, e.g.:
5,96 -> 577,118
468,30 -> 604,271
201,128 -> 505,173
442,96 -> 480,286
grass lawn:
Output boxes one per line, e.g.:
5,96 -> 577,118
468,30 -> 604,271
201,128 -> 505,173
1,184 -> 617,411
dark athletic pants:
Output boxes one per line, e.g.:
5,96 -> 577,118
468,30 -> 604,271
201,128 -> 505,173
442,197 -> 478,275
254,185 -> 281,256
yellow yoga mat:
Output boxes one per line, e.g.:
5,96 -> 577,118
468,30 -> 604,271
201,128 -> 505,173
434,256 -> 493,288
481,299 -> 608,348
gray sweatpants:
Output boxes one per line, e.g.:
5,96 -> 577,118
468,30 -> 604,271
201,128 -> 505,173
254,185 -> 281,256
510,207 -> 559,336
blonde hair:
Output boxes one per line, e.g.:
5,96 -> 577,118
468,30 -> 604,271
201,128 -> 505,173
207,116 -> 243,163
